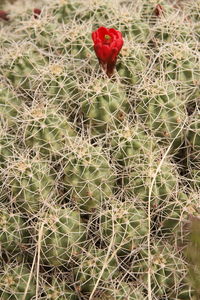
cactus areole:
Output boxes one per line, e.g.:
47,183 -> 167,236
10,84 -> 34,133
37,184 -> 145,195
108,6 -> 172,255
92,26 -> 124,77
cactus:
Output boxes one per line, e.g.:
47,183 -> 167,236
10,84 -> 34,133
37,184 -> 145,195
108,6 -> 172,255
0,205 -> 30,255
0,133 -> 14,167
186,111 -> 200,163
0,0 -> 200,299
130,240 -> 193,298
93,282 -> 145,300
0,83 -> 22,127
72,245 -> 120,294
157,45 -> 200,83
116,15 -> 150,43
42,65 -> 78,107
8,157 -> 56,215
53,0 -> 81,23
38,207 -> 86,266
0,263 -> 36,300
24,105 -> 76,156
64,141 -> 115,212
42,277 -> 78,300
117,43 -> 149,84
136,80 -> 186,152
77,78 -> 129,135
2,44 -> 46,90
122,155 -> 178,207
110,124 -> 157,168
98,200 -> 148,255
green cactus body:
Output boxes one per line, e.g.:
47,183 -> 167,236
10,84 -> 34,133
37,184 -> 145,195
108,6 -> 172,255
77,2 -> 114,25
0,264 -> 36,300
117,44 -> 148,84
136,82 -> 186,152
0,84 -> 22,126
116,16 -> 150,43
62,32 -> 92,60
0,206 -> 30,255
0,134 -> 14,167
42,278 -> 78,300
98,201 -> 148,255
154,17 -> 195,45
25,106 -> 76,155
131,241 -> 192,298
9,158 -> 55,215
3,46 -> 47,90
123,158 -> 178,207
42,64 -> 77,104
93,282 -> 145,300
79,79 -> 129,135
64,142 -> 115,212
158,46 -> 200,83
187,111 -> 200,162
73,246 -> 119,294
158,192 -> 187,235
110,125 -> 157,168
39,207 -> 86,266
21,21 -> 59,50
54,1 -> 80,23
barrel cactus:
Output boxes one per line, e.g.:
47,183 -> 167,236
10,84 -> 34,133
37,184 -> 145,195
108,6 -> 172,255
76,77 -> 129,135
24,105 -> 76,156
0,205 -> 30,255
136,80 -> 186,152
0,263 -> 36,300
72,245 -> 120,295
38,207 -> 86,266
0,83 -> 22,127
8,157 -> 56,215
98,200 -> 148,255
64,141 -> 116,212
41,277 -> 78,300
0,0 -> 199,299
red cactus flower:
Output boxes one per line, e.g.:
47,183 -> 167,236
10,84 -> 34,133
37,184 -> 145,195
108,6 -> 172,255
0,10 -> 9,21
92,26 -> 124,77
33,8 -> 41,19
154,4 -> 164,17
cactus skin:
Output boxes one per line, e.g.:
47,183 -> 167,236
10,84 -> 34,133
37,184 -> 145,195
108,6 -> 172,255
72,246 -> 119,294
123,158 -> 178,207
98,201 -> 148,255
158,47 -> 200,83
3,47 -> 46,90
117,44 -> 148,84
64,143 -> 115,212
131,241 -> 193,299
0,263 -> 36,300
24,107 -> 76,156
43,65 -> 77,104
93,282 -> 145,300
39,207 -> 86,267
187,111 -> 200,162
158,192 -> 189,235
54,1 -> 80,23
9,158 -> 55,215
110,125 -> 157,168
0,206 -> 30,255
0,84 -> 22,126
116,17 -> 150,43
136,82 -> 186,152
42,278 -> 78,300
78,79 -> 129,135
0,134 -> 14,168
